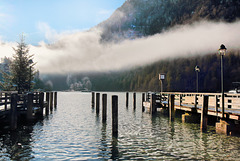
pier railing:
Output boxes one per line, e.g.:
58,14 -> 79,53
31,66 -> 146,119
145,92 -> 240,120
0,91 -> 57,130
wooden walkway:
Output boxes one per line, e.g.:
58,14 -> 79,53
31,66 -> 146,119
0,91 -> 57,130
143,92 -> 240,135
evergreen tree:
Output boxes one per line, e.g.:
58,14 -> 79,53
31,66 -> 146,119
1,36 -> 36,93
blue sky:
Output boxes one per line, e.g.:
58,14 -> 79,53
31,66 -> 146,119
0,0 -> 125,45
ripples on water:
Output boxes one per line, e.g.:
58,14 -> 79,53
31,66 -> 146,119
0,92 -> 240,160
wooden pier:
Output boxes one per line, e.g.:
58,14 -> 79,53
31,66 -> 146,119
143,92 -> 240,136
0,91 -> 57,130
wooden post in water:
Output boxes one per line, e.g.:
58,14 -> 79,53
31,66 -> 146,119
200,95 -> 209,132
179,94 -> 182,106
142,93 -> 145,112
194,94 -> 198,108
54,92 -> 57,108
215,95 -> 219,115
102,94 -> 107,123
39,92 -> 44,116
168,94 -> 170,107
10,93 -> 18,130
169,94 -> 175,121
5,93 -> 8,111
92,92 -> 95,107
96,93 -> 100,114
50,92 -> 53,111
150,93 -> 156,114
126,92 -> 129,107
133,92 -> 136,110
112,95 -> 118,138
27,93 -> 33,121
46,92 -> 50,115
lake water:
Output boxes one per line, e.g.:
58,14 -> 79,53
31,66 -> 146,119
1,92 -> 240,160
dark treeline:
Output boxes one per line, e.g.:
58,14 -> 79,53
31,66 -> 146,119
83,50 -> 240,92
46,50 -> 240,92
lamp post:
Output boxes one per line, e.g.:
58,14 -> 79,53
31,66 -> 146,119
159,73 -> 165,95
195,65 -> 200,93
218,44 -> 227,119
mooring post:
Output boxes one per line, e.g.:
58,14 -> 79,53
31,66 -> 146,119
200,95 -> 209,132
5,93 -> 8,111
46,92 -> 50,115
142,93 -> 145,112
27,93 -> 33,121
133,92 -> 136,110
92,92 -> 95,107
102,94 -> 107,123
179,94 -> 182,106
50,92 -> 53,111
195,94 -> 198,108
150,93 -> 156,114
39,92 -> 44,116
112,95 -> 118,138
167,94 -> 170,107
96,93 -> 100,114
54,92 -> 57,108
126,92 -> 129,107
10,93 -> 18,130
169,94 -> 175,121
215,95 -> 219,115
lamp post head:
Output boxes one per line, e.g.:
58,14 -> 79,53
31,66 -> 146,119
218,44 -> 227,55
195,65 -> 200,72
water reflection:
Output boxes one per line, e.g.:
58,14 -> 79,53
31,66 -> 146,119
111,137 -> 119,160
0,125 -> 35,160
1,92 -> 240,160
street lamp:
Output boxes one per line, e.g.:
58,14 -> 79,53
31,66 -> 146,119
195,65 -> 200,93
218,44 -> 227,119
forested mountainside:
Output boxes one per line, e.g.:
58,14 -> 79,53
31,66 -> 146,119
87,50 -> 240,92
98,0 -> 240,42
48,50 -> 240,92
46,0 -> 240,92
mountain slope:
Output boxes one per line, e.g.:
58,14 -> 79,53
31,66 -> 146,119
98,0 -> 240,42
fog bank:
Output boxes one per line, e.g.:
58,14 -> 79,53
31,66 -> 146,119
1,20 -> 240,73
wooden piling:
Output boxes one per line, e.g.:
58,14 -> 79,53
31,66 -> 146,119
133,92 -> 136,110
102,94 -> 107,123
39,92 -> 44,116
142,93 -> 145,112
126,92 -> 129,107
150,93 -> 156,114
215,95 -> 219,114
112,95 -> 118,138
200,95 -> 209,132
50,92 -> 53,111
179,94 -> 182,106
54,92 -> 57,108
96,93 -> 100,114
92,92 -> 95,107
5,93 -> 8,111
194,94 -> 198,108
27,93 -> 33,121
46,92 -> 50,115
169,94 -> 175,121
10,93 -> 18,130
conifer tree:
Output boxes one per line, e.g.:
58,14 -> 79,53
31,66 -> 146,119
0,36 -> 35,92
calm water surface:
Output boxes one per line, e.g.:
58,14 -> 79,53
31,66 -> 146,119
1,92 -> 240,160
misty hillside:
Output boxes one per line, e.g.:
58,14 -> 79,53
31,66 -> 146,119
42,0 -> 240,92
98,0 -> 240,42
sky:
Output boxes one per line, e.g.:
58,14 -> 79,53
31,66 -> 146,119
1,0 -> 240,74
0,0 -> 126,45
